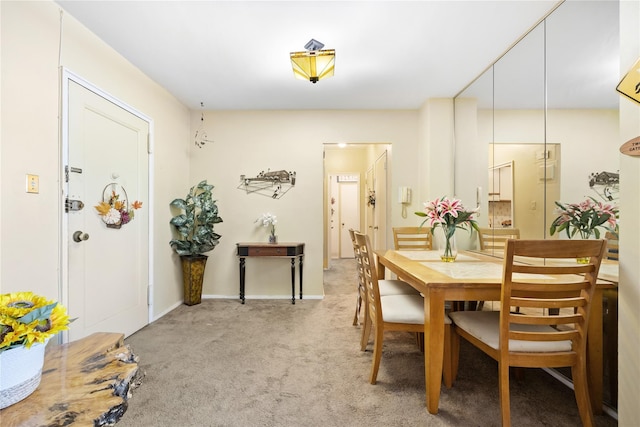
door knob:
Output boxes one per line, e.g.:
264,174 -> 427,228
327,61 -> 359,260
72,231 -> 89,242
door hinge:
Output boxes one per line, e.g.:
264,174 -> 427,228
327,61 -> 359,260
147,133 -> 152,154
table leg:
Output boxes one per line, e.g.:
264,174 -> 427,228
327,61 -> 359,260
587,288 -> 604,414
299,255 -> 304,300
239,257 -> 246,304
290,258 -> 296,304
424,290 -> 446,414
376,258 -> 386,280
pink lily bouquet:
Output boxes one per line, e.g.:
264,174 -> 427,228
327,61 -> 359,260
549,197 -> 618,239
415,196 -> 479,261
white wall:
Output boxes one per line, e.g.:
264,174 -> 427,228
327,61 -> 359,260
0,1 -> 190,319
618,0 -> 640,423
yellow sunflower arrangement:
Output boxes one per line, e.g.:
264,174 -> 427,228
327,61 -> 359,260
0,292 -> 71,353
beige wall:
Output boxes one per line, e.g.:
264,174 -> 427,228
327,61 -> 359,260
188,110 -> 419,299
0,1 -> 190,319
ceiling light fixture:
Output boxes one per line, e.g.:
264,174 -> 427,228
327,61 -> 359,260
290,39 -> 335,84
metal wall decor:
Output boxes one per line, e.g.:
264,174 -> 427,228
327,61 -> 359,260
194,102 -> 214,148
238,169 -> 296,199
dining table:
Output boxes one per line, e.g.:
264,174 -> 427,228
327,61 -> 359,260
374,248 -> 617,415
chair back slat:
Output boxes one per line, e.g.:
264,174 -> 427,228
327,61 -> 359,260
509,312 -> 583,325
508,239 -> 604,259
500,239 -> 606,357
511,296 -> 586,310
510,280 -> 591,294
512,263 -> 596,275
393,227 -> 432,250
510,329 -> 580,342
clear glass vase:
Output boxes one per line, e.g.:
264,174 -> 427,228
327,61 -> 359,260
436,226 -> 457,262
576,230 -> 592,263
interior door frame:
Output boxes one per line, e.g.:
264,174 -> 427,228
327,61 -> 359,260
60,68 -> 154,342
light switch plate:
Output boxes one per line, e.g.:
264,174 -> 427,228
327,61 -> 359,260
26,174 -> 39,194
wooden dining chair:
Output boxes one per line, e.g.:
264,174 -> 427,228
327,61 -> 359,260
478,227 -> 520,252
355,231 -> 458,388
349,229 -> 421,351
349,229 -> 366,327
392,226 -> 432,250
474,228 -> 521,311
449,239 -> 606,426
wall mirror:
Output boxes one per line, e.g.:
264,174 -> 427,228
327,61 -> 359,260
454,0 -> 619,250
454,0 -> 620,411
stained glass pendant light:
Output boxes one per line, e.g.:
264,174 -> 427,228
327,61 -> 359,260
290,39 -> 335,84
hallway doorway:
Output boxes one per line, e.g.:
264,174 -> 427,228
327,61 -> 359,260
323,143 -> 391,269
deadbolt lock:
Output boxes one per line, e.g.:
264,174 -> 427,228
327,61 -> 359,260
65,198 -> 85,212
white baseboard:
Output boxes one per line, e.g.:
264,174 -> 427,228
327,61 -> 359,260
152,300 -> 182,321
202,294 -> 324,301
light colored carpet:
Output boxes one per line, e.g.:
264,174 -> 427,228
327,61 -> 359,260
119,258 -> 617,427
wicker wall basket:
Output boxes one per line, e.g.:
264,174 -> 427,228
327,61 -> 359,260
0,342 -> 47,409
101,183 -> 128,229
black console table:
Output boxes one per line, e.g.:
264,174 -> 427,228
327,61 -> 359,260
236,242 -> 305,304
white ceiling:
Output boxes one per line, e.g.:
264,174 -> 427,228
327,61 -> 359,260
56,0 -> 615,111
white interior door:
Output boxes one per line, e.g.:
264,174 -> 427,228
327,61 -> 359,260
328,175 -> 339,259
65,78 -> 149,341
339,179 -> 359,258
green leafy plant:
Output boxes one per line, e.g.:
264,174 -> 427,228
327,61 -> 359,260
169,180 -> 223,256
549,196 -> 618,239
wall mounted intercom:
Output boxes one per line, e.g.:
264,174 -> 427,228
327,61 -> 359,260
398,186 -> 412,204
398,186 -> 412,218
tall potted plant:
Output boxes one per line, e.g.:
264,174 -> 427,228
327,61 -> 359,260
169,180 -> 223,305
